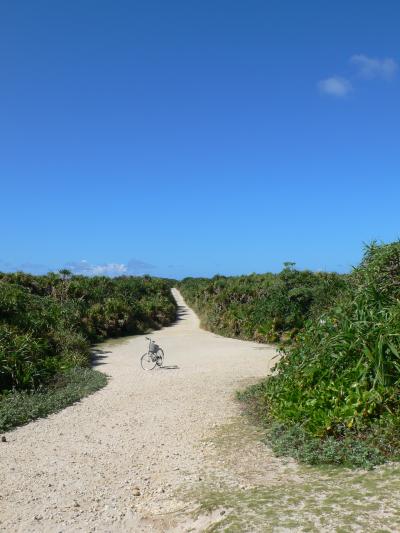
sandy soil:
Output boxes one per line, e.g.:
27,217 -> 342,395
0,289 -> 277,532
4,290 -> 400,532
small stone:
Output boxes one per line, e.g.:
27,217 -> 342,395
73,501 -> 80,507
132,488 -> 141,496
220,510 -> 226,516
1,436 -> 6,443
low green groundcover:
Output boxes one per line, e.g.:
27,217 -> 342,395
238,379 -> 400,469
0,367 -> 107,432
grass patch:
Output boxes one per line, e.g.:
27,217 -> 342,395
266,422 -> 385,469
191,479 -> 400,532
0,367 -> 107,432
178,413 -> 400,531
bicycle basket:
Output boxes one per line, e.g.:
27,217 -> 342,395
149,341 -> 159,353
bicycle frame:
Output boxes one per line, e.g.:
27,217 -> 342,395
141,337 -> 164,370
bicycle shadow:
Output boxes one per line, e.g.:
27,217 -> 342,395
159,365 -> 179,370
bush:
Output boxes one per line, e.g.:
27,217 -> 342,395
239,242 -> 400,466
179,266 -> 345,343
0,272 -> 177,392
260,243 -> 400,436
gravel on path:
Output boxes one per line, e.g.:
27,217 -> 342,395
0,289 -> 276,532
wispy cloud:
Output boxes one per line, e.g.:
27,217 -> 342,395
127,258 -> 155,273
318,53 -> 397,98
0,259 -> 14,272
65,260 -> 128,276
0,257 -> 156,277
65,258 -> 155,277
0,260 -> 50,274
350,54 -> 398,80
318,76 -> 353,97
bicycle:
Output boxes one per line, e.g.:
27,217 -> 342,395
140,337 -> 164,370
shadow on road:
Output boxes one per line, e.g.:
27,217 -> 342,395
91,348 -> 112,366
159,365 -> 179,370
172,305 -> 189,324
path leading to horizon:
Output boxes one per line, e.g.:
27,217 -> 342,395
0,289 -> 277,531
3,290 -> 400,532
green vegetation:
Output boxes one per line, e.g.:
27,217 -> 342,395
182,241 -> 400,467
0,271 -> 176,429
239,242 -> 400,466
187,467 -> 400,532
0,367 -> 107,432
182,416 -> 400,531
238,384 -> 386,469
0,271 -> 176,391
180,265 -> 345,343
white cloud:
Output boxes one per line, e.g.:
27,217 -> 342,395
318,76 -> 353,97
0,258 -> 156,277
65,260 -> 128,277
91,263 -> 128,276
64,258 -> 155,277
350,54 -> 398,80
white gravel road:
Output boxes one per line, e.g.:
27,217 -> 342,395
0,289 -> 276,532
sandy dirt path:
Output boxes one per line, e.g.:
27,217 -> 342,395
0,289 -> 277,532
3,289 -> 400,532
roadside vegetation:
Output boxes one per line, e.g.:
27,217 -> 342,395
182,242 -> 400,467
0,368 -> 107,432
180,265 -> 346,343
0,271 -> 176,430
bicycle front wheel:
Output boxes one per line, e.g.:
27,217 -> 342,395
141,352 -> 156,370
155,348 -> 164,367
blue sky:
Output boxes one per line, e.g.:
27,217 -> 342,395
1,1 -> 399,278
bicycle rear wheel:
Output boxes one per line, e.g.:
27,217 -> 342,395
141,352 -> 156,370
155,348 -> 164,367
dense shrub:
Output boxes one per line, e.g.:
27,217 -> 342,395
260,243 -> 400,432
180,266 -> 345,343
240,242 -> 400,465
0,272 -> 176,391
